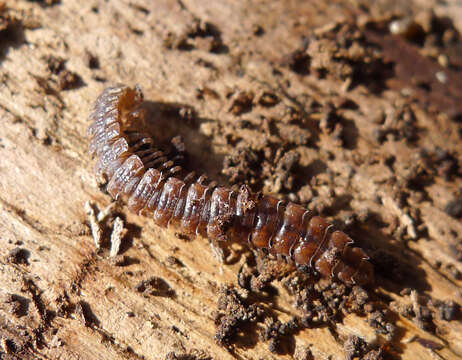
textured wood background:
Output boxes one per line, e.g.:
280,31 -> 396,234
1,0 -> 461,359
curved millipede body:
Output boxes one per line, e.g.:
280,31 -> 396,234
88,84 -> 374,286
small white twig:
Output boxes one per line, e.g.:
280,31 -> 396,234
85,201 -> 102,249
110,217 -> 124,257
97,202 -> 116,223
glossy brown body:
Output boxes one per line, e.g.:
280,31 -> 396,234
88,85 -> 374,286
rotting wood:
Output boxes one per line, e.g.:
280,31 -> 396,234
0,1 -> 461,359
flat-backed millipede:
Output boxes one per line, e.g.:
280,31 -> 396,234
88,84 -> 374,286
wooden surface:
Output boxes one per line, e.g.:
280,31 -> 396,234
1,0 -> 462,359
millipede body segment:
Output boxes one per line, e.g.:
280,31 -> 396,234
88,84 -> 374,286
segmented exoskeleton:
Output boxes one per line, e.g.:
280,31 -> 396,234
88,84 -> 374,286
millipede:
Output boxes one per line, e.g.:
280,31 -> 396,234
88,84 -> 374,286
